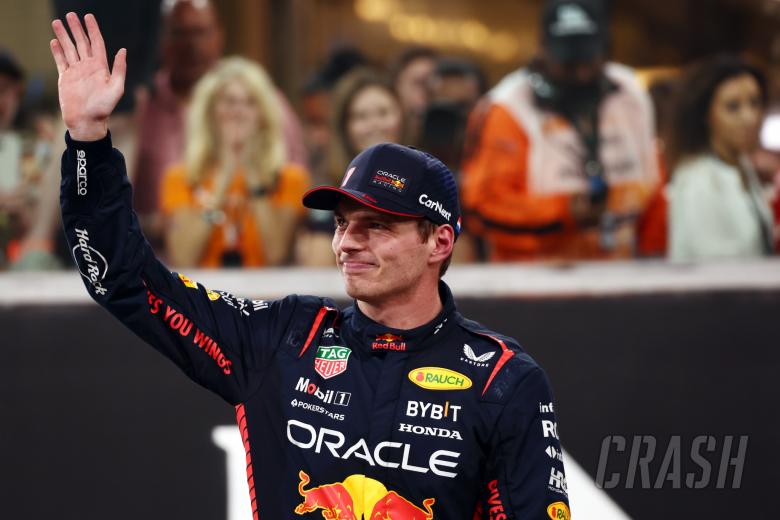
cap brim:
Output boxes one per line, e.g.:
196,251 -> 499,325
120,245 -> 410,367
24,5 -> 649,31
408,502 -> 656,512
302,186 -> 423,218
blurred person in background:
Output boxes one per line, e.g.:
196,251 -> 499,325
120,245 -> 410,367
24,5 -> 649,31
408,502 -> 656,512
0,50 -> 61,269
428,56 -> 487,111
134,0 -> 305,252
755,55 -> 780,251
296,68 -> 405,266
462,0 -> 661,262
666,54 -> 774,261
160,57 -> 309,268
300,47 -> 367,186
420,56 -> 487,172
419,57 -> 488,263
390,46 -> 437,146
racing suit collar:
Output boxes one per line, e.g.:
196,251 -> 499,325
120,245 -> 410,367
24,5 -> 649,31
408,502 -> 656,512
346,281 -> 457,354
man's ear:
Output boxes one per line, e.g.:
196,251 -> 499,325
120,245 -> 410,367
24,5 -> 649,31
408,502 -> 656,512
429,224 -> 455,266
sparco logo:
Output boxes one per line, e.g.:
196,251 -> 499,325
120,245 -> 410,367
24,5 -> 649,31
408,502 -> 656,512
72,228 -> 108,295
76,150 -> 87,195
418,194 -> 451,221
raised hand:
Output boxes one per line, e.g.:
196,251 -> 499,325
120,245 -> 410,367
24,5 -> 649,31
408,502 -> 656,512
50,12 -> 126,141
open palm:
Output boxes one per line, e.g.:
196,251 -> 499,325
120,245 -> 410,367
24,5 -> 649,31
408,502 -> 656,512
50,12 -> 126,141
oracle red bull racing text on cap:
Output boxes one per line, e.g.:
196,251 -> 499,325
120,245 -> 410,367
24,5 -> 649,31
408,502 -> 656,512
302,143 -> 462,238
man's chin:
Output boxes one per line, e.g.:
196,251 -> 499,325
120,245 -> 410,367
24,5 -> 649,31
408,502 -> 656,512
342,278 -> 382,303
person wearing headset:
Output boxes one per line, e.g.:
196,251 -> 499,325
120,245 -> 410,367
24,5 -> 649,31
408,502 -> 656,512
462,0 -> 663,262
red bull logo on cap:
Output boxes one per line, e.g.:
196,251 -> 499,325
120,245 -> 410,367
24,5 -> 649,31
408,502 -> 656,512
295,470 -> 435,519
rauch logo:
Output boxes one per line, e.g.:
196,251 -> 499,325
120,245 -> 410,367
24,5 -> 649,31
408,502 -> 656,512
408,367 -> 472,391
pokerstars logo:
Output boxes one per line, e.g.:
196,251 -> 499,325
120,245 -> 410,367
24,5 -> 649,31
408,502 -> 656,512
418,194 -> 451,221
372,333 -> 407,351
314,346 -> 352,379
76,149 -> 87,195
72,228 -> 108,296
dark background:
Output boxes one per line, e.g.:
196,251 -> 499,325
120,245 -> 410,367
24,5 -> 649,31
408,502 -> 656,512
2,289 -> 778,519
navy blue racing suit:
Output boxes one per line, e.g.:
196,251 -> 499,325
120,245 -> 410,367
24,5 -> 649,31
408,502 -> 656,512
61,133 -> 570,519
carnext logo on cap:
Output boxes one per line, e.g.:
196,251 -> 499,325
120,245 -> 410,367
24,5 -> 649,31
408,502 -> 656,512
419,194 -> 451,221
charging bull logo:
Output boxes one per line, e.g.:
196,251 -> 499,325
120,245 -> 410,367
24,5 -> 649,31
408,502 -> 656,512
295,470 -> 435,519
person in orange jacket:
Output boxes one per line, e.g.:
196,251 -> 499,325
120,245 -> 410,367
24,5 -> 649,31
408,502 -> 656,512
462,0 -> 663,261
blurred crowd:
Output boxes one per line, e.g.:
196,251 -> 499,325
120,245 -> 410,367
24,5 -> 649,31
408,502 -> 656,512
1,0 -> 779,270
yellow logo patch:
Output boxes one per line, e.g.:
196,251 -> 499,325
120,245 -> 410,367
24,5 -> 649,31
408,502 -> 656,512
408,367 -> 472,390
206,290 -> 220,301
178,273 -> 198,289
547,501 -> 570,520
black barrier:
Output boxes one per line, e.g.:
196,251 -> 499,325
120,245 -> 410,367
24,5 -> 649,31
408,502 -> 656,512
2,290 -> 779,519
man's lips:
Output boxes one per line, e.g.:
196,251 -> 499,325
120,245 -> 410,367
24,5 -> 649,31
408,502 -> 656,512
340,260 -> 376,273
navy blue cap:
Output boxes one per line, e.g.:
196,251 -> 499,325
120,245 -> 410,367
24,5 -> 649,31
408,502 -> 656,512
303,143 -> 462,237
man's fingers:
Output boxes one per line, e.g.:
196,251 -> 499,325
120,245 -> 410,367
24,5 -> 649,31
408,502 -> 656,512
109,48 -> 127,98
84,14 -> 107,66
66,12 -> 92,60
50,39 -> 68,75
51,19 -> 79,65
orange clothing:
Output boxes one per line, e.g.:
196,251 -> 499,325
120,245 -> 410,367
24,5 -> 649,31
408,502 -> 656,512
160,163 -> 309,267
462,64 -> 661,261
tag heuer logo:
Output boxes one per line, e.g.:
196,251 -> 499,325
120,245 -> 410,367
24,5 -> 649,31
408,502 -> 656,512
314,346 -> 352,379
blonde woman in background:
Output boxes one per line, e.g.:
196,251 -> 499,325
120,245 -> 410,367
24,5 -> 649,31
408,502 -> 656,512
161,57 -> 309,268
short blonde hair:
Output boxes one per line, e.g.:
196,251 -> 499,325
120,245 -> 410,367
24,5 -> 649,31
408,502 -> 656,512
184,56 -> 286,185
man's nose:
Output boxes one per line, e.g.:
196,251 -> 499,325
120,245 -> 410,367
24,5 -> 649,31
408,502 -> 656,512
336,223 -> 364,253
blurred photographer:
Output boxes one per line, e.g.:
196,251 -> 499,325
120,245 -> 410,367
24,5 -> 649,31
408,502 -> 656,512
462,0 -> 661,261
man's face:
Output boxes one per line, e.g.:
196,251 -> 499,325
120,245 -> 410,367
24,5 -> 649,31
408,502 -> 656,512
542,50 -> 605,87
430,74 -> 481,110
332,200 -> 433,304
162,2 -> 224,92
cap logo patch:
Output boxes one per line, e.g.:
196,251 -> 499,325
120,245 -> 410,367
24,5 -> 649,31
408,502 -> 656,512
341,167 -> 356,187
371,170 -> 408,194
550,4 -> 597,36
419,193 -> 451,221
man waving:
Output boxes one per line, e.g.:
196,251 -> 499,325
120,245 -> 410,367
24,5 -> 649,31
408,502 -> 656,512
52,13 -> 569,519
